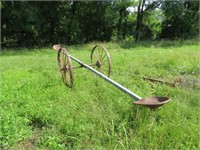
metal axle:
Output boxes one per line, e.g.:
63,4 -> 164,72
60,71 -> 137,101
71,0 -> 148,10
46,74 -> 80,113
69,55 -> 142,100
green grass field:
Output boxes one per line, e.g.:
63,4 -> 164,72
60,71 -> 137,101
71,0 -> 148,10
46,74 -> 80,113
0,42 -> 199,149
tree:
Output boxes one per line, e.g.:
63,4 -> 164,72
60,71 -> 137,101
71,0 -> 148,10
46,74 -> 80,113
1,1 -> 37,47
135,0 -> 146,42
113,0 -> 133,40
142,1 -> 164,40
160,0 -> 199,40
1,0 -> 199,48
134,0 -> 163,41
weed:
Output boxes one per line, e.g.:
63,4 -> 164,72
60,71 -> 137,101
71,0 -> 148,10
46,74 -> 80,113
0,42 -> 199,149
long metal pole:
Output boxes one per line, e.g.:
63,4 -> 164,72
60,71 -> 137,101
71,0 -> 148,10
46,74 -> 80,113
69,55 -> 142,100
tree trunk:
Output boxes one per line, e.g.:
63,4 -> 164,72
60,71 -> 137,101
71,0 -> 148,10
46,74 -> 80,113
117,8 -> 123,40
135,0 -> 146,43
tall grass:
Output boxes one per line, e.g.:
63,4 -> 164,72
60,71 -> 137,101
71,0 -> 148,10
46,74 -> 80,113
0,41 -> 199,149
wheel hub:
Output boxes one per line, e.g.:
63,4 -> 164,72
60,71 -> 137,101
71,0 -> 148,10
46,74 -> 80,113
96,60 -> 102,68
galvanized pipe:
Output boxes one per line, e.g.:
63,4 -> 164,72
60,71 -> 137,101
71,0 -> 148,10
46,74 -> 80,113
69,55 -> 142,100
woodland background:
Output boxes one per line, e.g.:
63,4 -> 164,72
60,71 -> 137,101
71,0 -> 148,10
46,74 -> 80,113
1,0 -> 199,48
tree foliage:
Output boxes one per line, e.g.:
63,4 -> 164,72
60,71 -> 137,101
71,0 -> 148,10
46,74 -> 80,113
160,0 -> 199,40
1,0 -> 199,48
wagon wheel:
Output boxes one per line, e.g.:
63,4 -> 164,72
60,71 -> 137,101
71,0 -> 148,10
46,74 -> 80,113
90,45 -> 112,77
57,48 -> 73,87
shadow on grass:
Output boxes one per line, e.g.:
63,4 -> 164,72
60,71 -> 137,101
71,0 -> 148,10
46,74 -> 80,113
119,38 -> 199,49
28,116 -> 47,130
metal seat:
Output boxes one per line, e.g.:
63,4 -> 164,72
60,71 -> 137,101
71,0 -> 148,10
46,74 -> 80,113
133,96 -> 171,109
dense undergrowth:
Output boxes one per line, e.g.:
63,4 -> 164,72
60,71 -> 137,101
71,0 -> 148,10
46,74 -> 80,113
0,41 -> 199,149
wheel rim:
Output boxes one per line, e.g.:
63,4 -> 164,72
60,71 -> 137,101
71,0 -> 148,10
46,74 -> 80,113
57,49 -> 73,87
90,45 -> 111,77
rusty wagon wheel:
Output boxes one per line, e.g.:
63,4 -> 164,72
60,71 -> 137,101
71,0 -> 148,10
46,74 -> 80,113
90,45 -> 112,77
57,48 -> 73,87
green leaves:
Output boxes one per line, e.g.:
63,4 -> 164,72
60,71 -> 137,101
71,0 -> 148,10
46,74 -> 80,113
1,1 -> 199,48
160,0 -> 199,40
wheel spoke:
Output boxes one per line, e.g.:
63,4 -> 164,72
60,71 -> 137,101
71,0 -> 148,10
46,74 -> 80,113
98,48 -> 101,60
90,45 -> 111,77
101,53 -> 107,61
103,59 -> 109,63
100,47 -> 103,59
57,49 -> 73,87
95,51 -> 99,60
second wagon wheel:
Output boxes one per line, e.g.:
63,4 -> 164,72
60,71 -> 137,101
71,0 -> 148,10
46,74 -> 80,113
90,45 -> 112,77
57,48 -> 73,87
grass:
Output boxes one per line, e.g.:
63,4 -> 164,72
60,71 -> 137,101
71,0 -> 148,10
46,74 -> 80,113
0,41 -> 199,149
